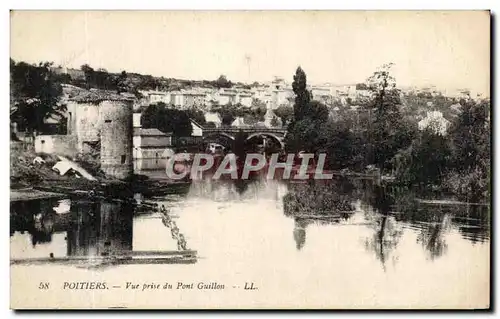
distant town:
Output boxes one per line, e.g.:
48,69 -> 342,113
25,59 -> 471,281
50,65 -> 478,112
10,59 -> 488,193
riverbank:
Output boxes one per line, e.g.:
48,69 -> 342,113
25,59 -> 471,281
10,188 -> 67,202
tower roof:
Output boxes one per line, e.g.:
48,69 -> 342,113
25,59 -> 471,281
68,89 -> 134,103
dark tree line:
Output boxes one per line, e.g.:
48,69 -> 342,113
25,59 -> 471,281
10,59 -> 66,134
140,102 -> 193,137
284,65 -> 490,202
211,102 -> 267,127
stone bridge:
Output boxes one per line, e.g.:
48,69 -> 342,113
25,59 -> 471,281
202,127 -> 287,148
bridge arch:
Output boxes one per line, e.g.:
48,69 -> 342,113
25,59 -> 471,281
202,132 -> 235,148
203,132 -> 235,140
246,132 -> 284,149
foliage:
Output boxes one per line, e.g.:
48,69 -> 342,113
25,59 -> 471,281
285,117 -> 325,153
367,63 -> 415,171
393,129 -> 452,190
320,121 -> 361,170
212,102 -> 266,127
445,98 -> 490,201
141,102 -> 193,137
221,111 -> 236,126
214,75 -> 233,89
270,117 -> 280,127
283,181 -> 354,216
204,121 -> 217,128
356,83 -> 369,90
10,59 -> 65,134
291,66 -> 312,121
186,107 -> 207,125
286,66 -> 329,153
274,104 -> 294,126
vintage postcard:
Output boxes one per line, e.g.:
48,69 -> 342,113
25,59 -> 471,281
9,10 -> 491,309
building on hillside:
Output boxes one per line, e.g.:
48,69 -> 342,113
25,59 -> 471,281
51,67 -> 85,80
168,89 -> 207,109
270,88 -> 293,109
311,86 -> 332,105
183,90 -> 207,109
216,89 -> 238,105
331,85 -> 357,98
271,77 -> 287,90
251,87 -> 269,102
140,90 -> 171,105
204,112 -> 222,128
169,91 -> 183,107
239,91 -> 253,107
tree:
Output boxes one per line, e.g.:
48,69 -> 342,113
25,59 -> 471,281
393,128 -> 452,191
116,70 -> 129,93
356,83 -> 369,90
221,113 -> 235,126
320,120 -> 359,170
80,63 -> 116,91
286,67 -> 329,153
270,117 -> 280,127
10,60 -> 65,134
366,63 -> 413,171
215,103 -> 238,126
186,107 -> 207,125
274,105 -> 294,126
285,117 -> 324,153
214,75 -> 233,89
292,66 -> 311,122
446,98 -> 490,201
306,101 -> 329,124
141,103 -> 193,137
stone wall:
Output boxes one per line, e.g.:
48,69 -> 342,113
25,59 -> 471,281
34,135 -> 78,157
100,100 -> 133,179
67,101 -> 100,152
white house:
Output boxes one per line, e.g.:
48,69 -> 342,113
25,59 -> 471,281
204,112 -> 222,128
190,120 -> 203,137
140,90 -> 170,105
238,91 -> 253,107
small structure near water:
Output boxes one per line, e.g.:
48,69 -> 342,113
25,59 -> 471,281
36,89 -> 135,180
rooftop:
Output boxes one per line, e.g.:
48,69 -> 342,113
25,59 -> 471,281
134,128 -> 172,137
68,89 -> 135,103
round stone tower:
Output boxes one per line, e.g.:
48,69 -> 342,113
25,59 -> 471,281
99,99 -> 134,180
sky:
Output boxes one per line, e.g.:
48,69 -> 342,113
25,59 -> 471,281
10,11 -> 490,95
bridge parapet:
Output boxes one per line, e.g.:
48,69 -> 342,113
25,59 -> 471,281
203,127 -> 286,136
202,127 -> 287,148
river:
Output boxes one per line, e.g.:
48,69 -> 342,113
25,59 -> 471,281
10,176 -> 490,309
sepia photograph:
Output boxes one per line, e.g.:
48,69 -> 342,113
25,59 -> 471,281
9,10 -> 491,309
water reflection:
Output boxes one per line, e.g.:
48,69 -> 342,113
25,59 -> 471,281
293,219 -> 307,250
10,178 -> 490,273
10,196 -> 196,267
281,179 -> 490,264
66,200 -> 133,257
416,214 -> 450,260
